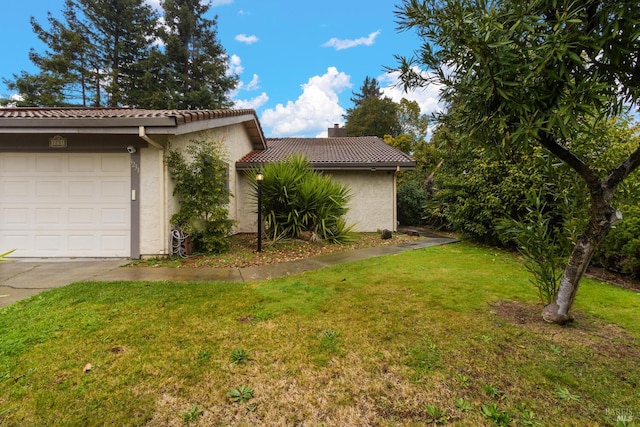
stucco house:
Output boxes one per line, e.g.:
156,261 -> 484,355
0,108 -> 414,259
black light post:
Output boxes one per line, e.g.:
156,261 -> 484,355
256,170 -> 263,252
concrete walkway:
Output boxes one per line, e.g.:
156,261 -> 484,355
0,234 -> 457,309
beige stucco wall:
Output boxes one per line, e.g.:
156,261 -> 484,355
139,146 -> 166,256
138,124 -> 255,257
234,169 -> 398,234
235,173 -> 258,233
328,170 -> 397,232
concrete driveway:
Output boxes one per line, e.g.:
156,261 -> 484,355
0,259 -> 127,308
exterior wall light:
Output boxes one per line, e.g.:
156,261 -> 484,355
256,170 -> 264,252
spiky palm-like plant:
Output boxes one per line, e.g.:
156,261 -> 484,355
248,155 -> 353,244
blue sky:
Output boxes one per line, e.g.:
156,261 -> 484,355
0,0 -> 442,137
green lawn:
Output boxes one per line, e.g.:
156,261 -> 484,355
1,242 -> 638,426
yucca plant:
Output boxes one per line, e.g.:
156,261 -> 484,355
0,249 -> 16,262
247,155 -> 353,243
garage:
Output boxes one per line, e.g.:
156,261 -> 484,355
0,152 -> 131,258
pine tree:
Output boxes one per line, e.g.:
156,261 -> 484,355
4,0 -> 91,106
78,0 -> 158,107
158,0 -> 238,109
349,76 -> 383,106
4,0 -> 237,109
344,77 -> 400,137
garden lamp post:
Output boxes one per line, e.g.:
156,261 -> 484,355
256,170 -> 263,252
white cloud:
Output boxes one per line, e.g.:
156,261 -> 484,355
260,67 -> 351,137
231,73 -> 260,94
145,0 -> 161,10
235,34 -> 259,44
234,93 -> 269,110
212,0 -> 233,6
322,30 -> 381,51
228,54 -> 244,75
377,69 -> 445,117
245,74 -> 260,91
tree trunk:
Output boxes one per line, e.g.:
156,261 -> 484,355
542,188 -> 618,324
541,236 -> 595,324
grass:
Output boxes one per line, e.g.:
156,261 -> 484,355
1,242 -> 639,426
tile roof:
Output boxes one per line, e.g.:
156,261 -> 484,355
0,108 -> 266,149
0,108 -> 257,125
236,137 -> 416,171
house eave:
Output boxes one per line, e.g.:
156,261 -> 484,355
0,109 -> 267,150
236,161 -> 416,171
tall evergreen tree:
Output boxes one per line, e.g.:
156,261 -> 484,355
344,77 -> 400,137
78,0 -> 158,107
158,0 -> 238,109
5,0 -> 237,108
349,76 -> 383,106
4,0 -> 92,106
5,0 -> 158,107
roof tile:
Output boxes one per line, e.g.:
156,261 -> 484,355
0,107 -> 258,123
237,137 -> 415,170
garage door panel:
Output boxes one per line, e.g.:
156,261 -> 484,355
2,234 -> 28,249
36,181 -> 64,198
35,235 -> 63,251
101,156 -> 129,173
3,208 -> 29,225
68,181 -> 95,198
2,180 -> 31,198
68,235 -> 94,251
102,179 -> 129,194
69,155 -> 97,172
0,153 -> 130,257
102,208 -> 127,225
36,155 -> 64,172
102,235 -> 128,251
69,208 -> 95,224
35,208 -> 61,224
1,155 -> 31,172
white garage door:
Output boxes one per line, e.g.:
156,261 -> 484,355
0,153 -> 131,257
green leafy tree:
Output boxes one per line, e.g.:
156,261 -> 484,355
167,139 -> 233,253
397,98 -> 430,147
155,0 -> 238,109
395,0 -> 640,323
345,97 -> 401,137
386,99 -> 432,226
396,172 -> 428,226
345,77 -> 401,137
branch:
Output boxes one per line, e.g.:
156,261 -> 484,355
605,143 -> 640,190
538,133 -> 600,187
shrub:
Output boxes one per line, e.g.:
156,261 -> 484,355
167,139 -> 233,253
248,155 -> 353,243
594,205 -> 640,278
498,191 -> 575,304
397,170 -> 428,226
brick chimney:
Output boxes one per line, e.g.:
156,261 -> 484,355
328,123 -> 347,137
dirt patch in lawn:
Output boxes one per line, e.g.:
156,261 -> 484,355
491,300 -> 640,359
